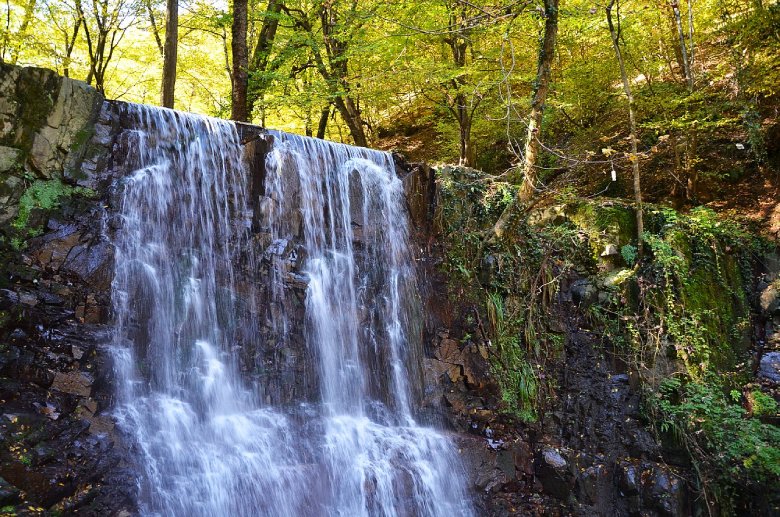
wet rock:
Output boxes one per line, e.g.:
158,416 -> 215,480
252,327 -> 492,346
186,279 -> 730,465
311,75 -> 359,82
642,464 -> 686,516
570,279 -> 598,306
0,289 -> 19,309
576,463 -> 610,506
50,371 -> 93,397
536,447 -> 574,500
0,476 -> 20,505
760,281 -> 780,316
759,352 -> 780,383
617,461 -> 640,496
61,241 -> 113,291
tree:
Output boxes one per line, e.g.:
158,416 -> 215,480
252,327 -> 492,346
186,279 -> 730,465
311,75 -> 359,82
76,0 -> 138,93
43,0 -> 83,77
441,0 -> 481,167
312,0 -> 369,146
606,0 -> 643,254
231,0 -> 249,121
6,0 -> 38,64
160,0 -> 177,107
514,0 -> 559,201
276,0 -> 372,146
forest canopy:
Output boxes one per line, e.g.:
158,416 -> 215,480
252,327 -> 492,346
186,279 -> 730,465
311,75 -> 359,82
1,0 -> 778,184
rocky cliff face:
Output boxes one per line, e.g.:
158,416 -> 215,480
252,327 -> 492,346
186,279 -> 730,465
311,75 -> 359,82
397,162 -> 692,516
0,65 -> 134,514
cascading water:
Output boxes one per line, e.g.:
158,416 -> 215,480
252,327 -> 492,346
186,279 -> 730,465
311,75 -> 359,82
111,105 -> 310,516
264,133 -> 473,515
110,103 -> 473,516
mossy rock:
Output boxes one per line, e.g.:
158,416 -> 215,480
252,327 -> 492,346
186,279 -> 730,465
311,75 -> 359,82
567,200 -> 638,268
5,66 -> 61,154
677,246 -> 749,370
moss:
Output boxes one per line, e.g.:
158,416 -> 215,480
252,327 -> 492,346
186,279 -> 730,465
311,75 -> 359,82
9,179 -> 95,247
678,248 -> 749,370
64,127 -> 97,181
13,68 -> 61,154
568,200 -> 637,265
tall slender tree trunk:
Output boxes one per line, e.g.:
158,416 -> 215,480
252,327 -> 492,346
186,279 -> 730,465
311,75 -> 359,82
160,0 -> 178,108
671,1 -> 693,89
516,0 -> 559,200
492,0 -> 558,239
455,93 -> 475,167
231,0 -> 249,122
333,95 -> 368,147
607,0 -> 644,254
63,14 -> 81,78
145,0 -> 164,56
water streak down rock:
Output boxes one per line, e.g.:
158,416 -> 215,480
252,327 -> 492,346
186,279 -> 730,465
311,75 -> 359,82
110,104 -> 473,516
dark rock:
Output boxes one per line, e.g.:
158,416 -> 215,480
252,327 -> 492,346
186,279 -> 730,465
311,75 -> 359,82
0,476 -> 20,505
50,370 -> 93,397
759,352 -> 780,383
536,447 -> 574,500
570,279 -> 598,306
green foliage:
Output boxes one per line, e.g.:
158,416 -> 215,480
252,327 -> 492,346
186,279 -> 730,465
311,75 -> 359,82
486,292 -> 538,422
438,168 -> 587,420
14,179 -> 66,230
10,179 -> 94,245
620,244 -> 637,266
654,375 -> 780,509
635,207 -> 765,377
748,390 -> 778,418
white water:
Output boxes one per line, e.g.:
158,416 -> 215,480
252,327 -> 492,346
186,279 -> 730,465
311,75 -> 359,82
111,104 -> 472,516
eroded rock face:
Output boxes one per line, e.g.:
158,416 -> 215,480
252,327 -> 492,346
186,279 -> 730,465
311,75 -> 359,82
0,65 -> 106,234
0,65 -> 135,514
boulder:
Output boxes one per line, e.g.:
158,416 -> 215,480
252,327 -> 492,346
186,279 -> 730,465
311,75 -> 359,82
759,352 -> 780,383
536,447 -> 575,500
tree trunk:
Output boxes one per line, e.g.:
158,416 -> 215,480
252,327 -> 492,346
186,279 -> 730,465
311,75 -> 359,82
63,14 -> 81,78
492,0 -> 558,238
160,0 -> 178,108
317,104 -> 330,139
516,0 -> 559,201
145,0 -> 164,56
671,1 -> 693,89
455,93 -> 475,167
671,132 -> 683,199
685,126 -> 698,199
9,0 -> 37,65
333,96 -> 368,147
231,0 -> 249,122
607,0 -> 644,254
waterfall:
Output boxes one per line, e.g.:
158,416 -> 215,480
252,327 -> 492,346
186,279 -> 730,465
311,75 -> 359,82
110,104 -> 473,516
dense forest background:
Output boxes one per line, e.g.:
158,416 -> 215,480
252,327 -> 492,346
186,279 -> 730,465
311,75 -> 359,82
2,0 -> 778,194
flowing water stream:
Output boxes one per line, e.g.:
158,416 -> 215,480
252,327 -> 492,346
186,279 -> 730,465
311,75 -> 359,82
110,104 -> 472,516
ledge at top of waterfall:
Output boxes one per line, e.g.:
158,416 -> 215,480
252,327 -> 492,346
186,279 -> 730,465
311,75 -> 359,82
110,103 -> 473,517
